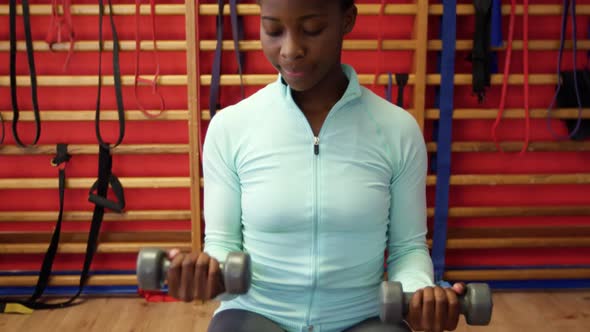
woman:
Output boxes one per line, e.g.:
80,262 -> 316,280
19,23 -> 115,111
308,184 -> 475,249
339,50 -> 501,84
167,1 -> 464,331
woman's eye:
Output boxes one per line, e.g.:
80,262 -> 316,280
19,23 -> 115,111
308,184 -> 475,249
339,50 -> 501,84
304,29 -> 323,36
264,29 -> 282,37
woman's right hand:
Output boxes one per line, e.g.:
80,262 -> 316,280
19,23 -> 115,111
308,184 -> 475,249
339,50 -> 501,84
166,249 -> 226,302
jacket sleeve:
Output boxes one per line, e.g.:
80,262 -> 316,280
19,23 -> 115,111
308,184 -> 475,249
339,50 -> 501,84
202,111 -> 243,262
386,116 -> 435,292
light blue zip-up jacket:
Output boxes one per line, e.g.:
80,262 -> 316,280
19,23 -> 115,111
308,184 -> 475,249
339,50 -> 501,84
203,64 -> 434,332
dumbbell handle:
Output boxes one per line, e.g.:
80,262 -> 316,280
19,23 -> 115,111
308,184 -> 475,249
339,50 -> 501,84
399,292 -> 471,317
159,259 -> 232,281
136,248 -> 252,294
380,282 -> 492,326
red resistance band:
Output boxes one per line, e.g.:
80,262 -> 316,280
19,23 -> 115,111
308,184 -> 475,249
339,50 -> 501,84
135,0 -> 166,118
46,0 -> 75,71
492,0 -> 530,154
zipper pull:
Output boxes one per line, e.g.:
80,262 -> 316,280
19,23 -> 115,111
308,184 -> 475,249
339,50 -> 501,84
313,136 -> 319,155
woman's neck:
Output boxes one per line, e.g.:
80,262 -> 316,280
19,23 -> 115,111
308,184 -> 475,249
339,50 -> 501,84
291,64 -> 349,114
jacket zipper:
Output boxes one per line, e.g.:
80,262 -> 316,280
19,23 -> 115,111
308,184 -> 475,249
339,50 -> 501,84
306,135 -> 320,330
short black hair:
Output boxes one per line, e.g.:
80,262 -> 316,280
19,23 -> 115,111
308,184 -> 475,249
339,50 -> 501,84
341,0 -> 354,10
257,1 -> 354,11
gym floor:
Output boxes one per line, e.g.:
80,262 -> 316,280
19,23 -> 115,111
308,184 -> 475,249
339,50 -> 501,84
1,290 -> 589,332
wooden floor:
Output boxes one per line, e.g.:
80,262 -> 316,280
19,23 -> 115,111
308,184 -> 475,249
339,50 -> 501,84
1,290 -> 589,332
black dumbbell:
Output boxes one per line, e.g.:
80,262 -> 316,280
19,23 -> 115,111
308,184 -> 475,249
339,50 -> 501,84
136,248 -> 252,295
379,281 -> 493,325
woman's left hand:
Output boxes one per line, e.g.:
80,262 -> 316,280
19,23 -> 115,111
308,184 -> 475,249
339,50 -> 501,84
406,282 -> 465,332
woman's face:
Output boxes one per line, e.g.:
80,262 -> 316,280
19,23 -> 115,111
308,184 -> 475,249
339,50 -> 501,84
259,0 -> 356,92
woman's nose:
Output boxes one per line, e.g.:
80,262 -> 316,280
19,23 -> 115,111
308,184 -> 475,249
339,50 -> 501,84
280,33 -> 304,60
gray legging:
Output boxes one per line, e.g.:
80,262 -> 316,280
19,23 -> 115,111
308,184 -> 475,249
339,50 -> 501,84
207,309 -> 412,332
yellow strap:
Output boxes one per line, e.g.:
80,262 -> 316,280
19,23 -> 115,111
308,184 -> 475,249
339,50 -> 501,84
3,303 -> 34,315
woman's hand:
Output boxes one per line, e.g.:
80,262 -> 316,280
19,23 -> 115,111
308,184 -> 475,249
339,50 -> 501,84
166,249 -> 226,302
406,283 -> 465,332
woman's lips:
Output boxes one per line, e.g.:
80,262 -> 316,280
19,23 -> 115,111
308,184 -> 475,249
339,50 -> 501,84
282,68 -> 306,79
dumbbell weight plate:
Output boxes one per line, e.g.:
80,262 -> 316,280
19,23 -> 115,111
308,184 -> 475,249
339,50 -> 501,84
379,281 -> 404,324
136,247 -> 170,290
222,252 -> 252,294
463,283 -> 493,325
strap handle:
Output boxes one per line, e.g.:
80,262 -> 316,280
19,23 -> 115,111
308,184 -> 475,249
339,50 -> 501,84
88,174 -> 126,213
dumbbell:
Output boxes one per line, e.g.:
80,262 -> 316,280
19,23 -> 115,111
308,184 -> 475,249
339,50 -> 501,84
379,281 -> 493,326
136,248 -> 252,295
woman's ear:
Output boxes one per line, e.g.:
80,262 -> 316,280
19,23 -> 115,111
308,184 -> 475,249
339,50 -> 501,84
343,5 -> 357,34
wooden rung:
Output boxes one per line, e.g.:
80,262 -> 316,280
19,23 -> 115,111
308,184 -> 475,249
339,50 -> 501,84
201,174 -> 590,187
445,269 -> 590,281
0,74 -> 418,87
3,238 -> 590,253
5,4 -> 589,17
0,177 -> 190,189
426,206 -> 590,218
198,4 -> 418,16
430,4 -> 590,16
204,108 -> 590,122
445,226 -> 590,238
426,141 -> 590,153
5,173 -> 590,190
429,40 -> 590,51
0,75 -> 186,87
199,39 -> 418,51
197,39 -> 590,52
0,242 -> 190,254
428,74 -> 557,85
3,74 -> 556,88
0,275 -> 139,287
426,108 -> 590,120
4,108 -> 589,123
0,4 -> 186,16
426,174 -> 590,186
199,74 -> 415,86
441,237 -> 590,249
0,144 -> 189,155
0,210 -> 191,222
7,227 -> 590,244
0,110 -> 188,122
0,231 -> 190,244
0,40 -> 186,52
5,206 -> 589,222
3,269 -> 590,286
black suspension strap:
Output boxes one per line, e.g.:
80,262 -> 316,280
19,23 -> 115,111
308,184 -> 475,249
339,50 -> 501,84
385,73 -> 409,108
9,0 -> 41,148
395,73 -> 409,107
209,0 -> 246,119
470,0 -> 493,103
0,112 -> 4,145
546,0 -> 585,140
0,144 -> 72,314
96,0 -> 125,149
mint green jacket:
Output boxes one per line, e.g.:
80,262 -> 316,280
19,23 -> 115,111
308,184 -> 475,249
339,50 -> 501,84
203,64 -> 434,332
